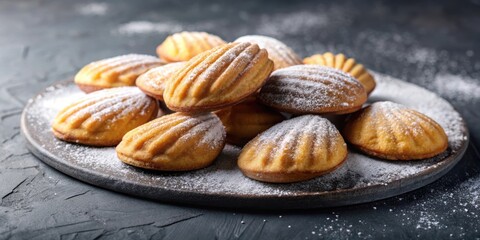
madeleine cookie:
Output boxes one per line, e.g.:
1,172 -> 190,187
136,62 -> 186,101
343,101 -> 448,160
157,31 -> 226,62
258,65 -> 367,115
75,54 -> 165,93
164,42 -> 274,112
116,112 -> 226,171
304,52 -> 376,94
238,115 -> 347,183
235,35 -> 302,70
52,87 -> 159,147
214,97 -> 285,145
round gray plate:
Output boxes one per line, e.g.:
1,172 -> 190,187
21,72 -> 469,209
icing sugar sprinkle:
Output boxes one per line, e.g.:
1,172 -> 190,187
235,35 -> 301,65
432,73 -> 480,103
141,62 -> 185,90
255,115 -> 342,157
260,65 -> 363,111
24,73 -> 467,198
76,3 -> 108,16
115,21 -> 183,35
163,113 -> 226,149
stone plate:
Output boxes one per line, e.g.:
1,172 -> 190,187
21,73 -> 469,209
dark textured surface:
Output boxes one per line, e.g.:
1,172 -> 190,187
1,0 -> 479,239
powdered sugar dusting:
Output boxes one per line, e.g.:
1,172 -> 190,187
27,84 -> 85,123
138,62 -> 186,91
115,21 -> 183,35
23,74 -> 467,200
260,65 -> 364,112
97,54 -> 162,68
172,113 -> 226,149
60,87 -> 154,126
235,35 -> 302,68
256,11 -> 329,37
83,54 -> 164,81
76,3 -> 108,16
432,73 -> 480,103
364,101 -> 438,138
255,115 -> 342,160
199,46 -> 239,84
198,116 -> 226,149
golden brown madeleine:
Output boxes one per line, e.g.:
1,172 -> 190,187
75,54 -> 165,93
214,97 -> 286,145
238,115 -> 347,183
156,31 -> 226,62
343,101 -> 448,160
136,62 -> 186,101
116,112 -> 226,171
164,42 -> 274,112
52,87 -> 159,147
235,35 -> 302,70
258,65 -> 367,115
304,52 -> 376,94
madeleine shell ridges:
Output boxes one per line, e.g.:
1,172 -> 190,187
235,35 -> 302,70
238,115 -> 348,183
157,31 -> 226,62
136,62 -> 187,101
74,54 -> 165,93
303,52 -> 376,94
214,97 -> 286,145
258,65 -> 367,115
343,101 -> 448,160
163,42 -> 274,112
52,87 -> 159,147
116,112 -> 226,171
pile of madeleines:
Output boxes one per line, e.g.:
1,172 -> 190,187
51,31 -> 449,183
